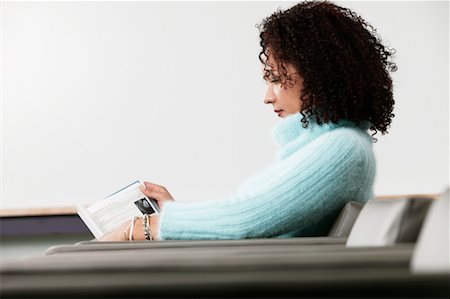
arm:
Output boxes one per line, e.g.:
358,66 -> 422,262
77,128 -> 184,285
100,182 -> 173,241
158,128 -> 374,240
100,214 -> 161,241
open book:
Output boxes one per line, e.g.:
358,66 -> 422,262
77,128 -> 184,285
77,180 -> 160,240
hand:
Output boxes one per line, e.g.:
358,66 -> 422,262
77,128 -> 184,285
99,220 -> 130,241
139,181 -> 175,210
99,216 -> 161,241
131,214 -> 161,240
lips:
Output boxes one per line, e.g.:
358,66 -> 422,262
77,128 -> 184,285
274,109 -> 284,117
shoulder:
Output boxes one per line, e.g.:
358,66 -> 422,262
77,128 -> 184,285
319,126 -> 376,176
308,123 -> 372,150
319,125 -> 373,151
289,125 -> 375,169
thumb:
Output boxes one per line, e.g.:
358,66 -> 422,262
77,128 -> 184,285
139,184 -> 164,202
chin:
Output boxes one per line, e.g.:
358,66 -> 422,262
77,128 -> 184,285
275,110 -> 293,118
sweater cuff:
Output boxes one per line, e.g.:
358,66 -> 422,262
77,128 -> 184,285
158,200 -> 222,240
158,201 -> 176,240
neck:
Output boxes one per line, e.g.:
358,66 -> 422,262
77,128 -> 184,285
271,112 -> 371,155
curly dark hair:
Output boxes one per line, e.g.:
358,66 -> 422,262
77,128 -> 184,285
258,0 -> 397,140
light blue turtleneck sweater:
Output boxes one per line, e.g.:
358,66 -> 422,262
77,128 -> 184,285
159,113 -> 376,240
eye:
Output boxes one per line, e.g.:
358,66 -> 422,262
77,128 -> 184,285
270,76 -> 280,84
262,77 -> 279,85
262,70 -> 281,84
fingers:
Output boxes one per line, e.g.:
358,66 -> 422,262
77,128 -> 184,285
99,233 -> 110,241
139,181 -> 174,204
144,181 -> 167,192
100,220 -> 129,241
142,189 -> 164,201
139,182 -> 170,202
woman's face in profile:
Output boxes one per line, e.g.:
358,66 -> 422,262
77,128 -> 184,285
262,55 -> 303,118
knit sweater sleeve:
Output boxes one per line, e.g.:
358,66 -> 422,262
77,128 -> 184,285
158,128 -> 373,240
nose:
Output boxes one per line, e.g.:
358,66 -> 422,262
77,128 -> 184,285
263,87 -> 276,105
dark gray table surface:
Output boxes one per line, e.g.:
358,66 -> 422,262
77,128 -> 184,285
1,238 -> 448,298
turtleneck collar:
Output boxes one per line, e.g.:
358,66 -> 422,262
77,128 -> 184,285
271,113 -> 305,148
271,112 -> 370,159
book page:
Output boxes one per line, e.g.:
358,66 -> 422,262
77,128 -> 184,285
87,182 -> 142,213
78,181 -> 159,238
88,189 -> 146,234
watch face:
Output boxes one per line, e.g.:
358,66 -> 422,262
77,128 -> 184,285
134,198 -> 155,215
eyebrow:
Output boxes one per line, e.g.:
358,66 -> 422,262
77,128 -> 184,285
265,69 -> 277,75
263,69 -> 279,79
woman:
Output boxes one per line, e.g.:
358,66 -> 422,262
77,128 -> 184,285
101,0 -> 396,241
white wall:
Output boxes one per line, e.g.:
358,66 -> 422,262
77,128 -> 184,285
1,1 -> 448,209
